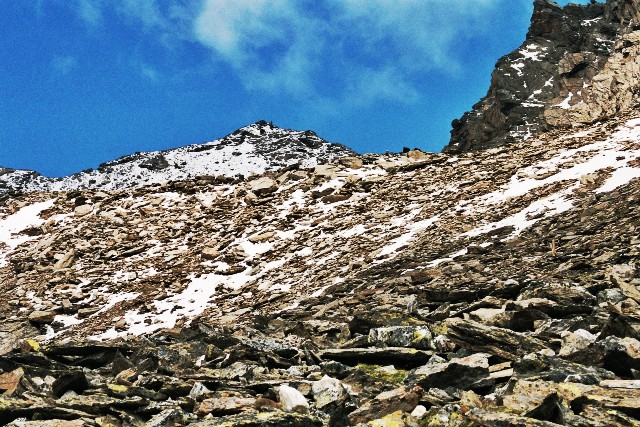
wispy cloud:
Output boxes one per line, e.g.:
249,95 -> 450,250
139,63 -> 160,81
54,0 -> 502,105
76,0 -> 103,27
194,0 -> 500,104
117,0 -> 164,28
52,55 -> 77,75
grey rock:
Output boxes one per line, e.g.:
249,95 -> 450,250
368,325 -> 433,349
405,353 -> 491,391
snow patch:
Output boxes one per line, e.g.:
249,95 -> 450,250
0,199 -> 56,267
92,270 -> 253,339
555,92 -> 574,110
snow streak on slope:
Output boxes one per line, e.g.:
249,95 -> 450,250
461,118 -> 640,239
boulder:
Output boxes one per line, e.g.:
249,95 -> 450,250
348,386 -> 423,425
0,368 -> 24,396
368,325 -> 433,350
446,318 -> 547,360
278,385 -> 309,414
51,372 -> 89,398
311,375 -> 346,409
319,347 -> 432,369
28,310 -> 57,324
196,394 -> 256,416
187,410 -> 323,426
405,353 -> 491,391
73,205 -> 93,217
248,177 -> 278,196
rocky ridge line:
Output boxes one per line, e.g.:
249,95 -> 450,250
445,0 -> 640,153
0,121 -> 355,194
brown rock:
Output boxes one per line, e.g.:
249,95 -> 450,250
28,310 -> 57,324
248,177 -> 278,196
348,386 -> 423,425
196,394 -> 256,416
74,204 -> 93,216
0,368 -> 24,395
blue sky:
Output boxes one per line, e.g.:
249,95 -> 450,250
1,0 -> 596,177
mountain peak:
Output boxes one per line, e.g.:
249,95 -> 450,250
0,123 -> 355,194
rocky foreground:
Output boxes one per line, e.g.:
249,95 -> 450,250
0,105 -> 640,425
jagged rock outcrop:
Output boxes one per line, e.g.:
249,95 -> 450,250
0,121 -> 355,194
445,0 -> 640,153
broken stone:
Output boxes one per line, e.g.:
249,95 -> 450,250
73,204 -> 93,217
196,393 -> 256,416
311,375 -> 346,410
368,325 -> 433,350
187,410 -> 323,426
248,177 -> 278,196
201,247 -> 220,260
348,386 -> 423,425
0,368 -> 24,396
319,347 -> 432,368
53,251 -> 75,271
51,372 -> 89,398
446,318 -> 547,360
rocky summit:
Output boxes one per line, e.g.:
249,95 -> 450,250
2,1 -> 640,427
0,121 -> 355,194
446,0 -> 640,153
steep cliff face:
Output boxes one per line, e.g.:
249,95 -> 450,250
445,0 -> 640,153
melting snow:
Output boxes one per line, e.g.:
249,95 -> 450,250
426,248 -> 469,268
0,199 -> 56,267
519,44 -> 547,61
597,166 -> 640,193
582,17 -> 602,26
376,215 -> 441,259
92,270 -> 254,339
459,117 -> 640,239
511,62 -> 525,77
463,187 -> 576,239
555,93 -> 574,110
340,224 -> 367,238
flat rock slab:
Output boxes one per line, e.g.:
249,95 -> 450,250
446,318 -> 547,360
187,410 -> 323,426
466,408 -> 564,427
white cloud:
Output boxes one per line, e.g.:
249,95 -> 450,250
193,0 -> 500,103
54,0 -> 504,105
194,0 -> 321,94
77,0 -> 103,26
140,63 -> 160,81
117,0 -> 165,29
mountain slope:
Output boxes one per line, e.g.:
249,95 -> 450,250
0,107 -> 639,425
3,1 -> 640,425
0,121 -> 355,193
